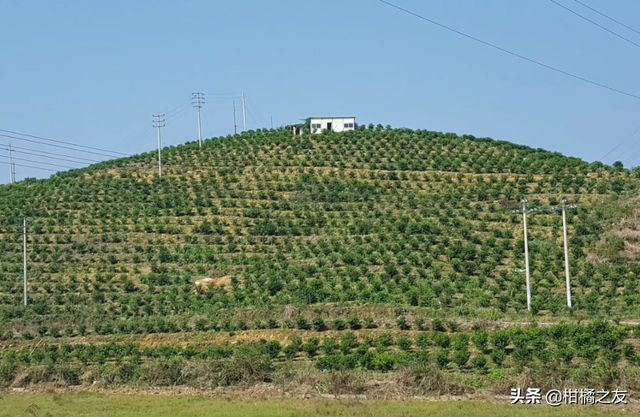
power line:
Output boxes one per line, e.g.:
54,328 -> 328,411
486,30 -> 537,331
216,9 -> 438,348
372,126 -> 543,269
0,143 -> 99,163
165,105 -> 191,121
600,124 -> 640,162
0,133 -> 126,159
158,96 -> 192,115
572,0 -> 640,38
609,129 -> 640,164
0,154 -> 79,170
0,160 -> 59,173
550,0 -> 640,50
377,0 -> 640,101
247,96 -> 268,127
0,129 -> 128,157
0,145 -> 99,165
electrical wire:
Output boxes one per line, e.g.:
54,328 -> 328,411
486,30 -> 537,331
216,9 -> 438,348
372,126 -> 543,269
0,143 -> 100,164
550,0 -> 640,49
0,133 -> 125,159
165,105 -> 191,122
247,96 -> 268,127
0,129 -> 128,157
607,127 -> 640,163
600,124 -> 640,162
120,128 -> 155,156
245,103 -> 262,129
0,160 -> 58,173
0,146 -> 98,165
0,154 -> 78,170
377,0 -> 640,101
158,96 -> 192,115
572,0 -> 640,38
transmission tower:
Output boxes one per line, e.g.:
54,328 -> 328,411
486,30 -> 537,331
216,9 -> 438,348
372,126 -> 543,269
153,114 -> 165,177
192,92 -> 205,148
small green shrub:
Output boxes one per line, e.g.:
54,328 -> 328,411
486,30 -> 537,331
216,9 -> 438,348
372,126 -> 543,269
397,337 -> 412,351
333,319 -> 346,331
312,317 -> 326,331
432,331 -> 451,349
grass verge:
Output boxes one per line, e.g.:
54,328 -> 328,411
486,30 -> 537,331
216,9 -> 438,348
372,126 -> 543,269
0,393 -> 635,416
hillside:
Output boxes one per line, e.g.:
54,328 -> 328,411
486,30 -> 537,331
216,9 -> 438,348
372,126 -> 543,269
1,127 -> 640,396
0,126 -> 636,334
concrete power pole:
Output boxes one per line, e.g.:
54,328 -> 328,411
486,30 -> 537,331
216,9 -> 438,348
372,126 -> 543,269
522,199 -> 532,312
513,199 -> 532,311
8,144 -> 14,184
23,217 -> 27,306
241,93 -> 247,132
233,101 -> 237,135
192,92 -> 205,148
559,198 -> 577,308
153,114 -> 165,177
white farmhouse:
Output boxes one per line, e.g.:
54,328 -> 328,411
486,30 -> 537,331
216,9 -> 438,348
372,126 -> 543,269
310,117 -> 356,134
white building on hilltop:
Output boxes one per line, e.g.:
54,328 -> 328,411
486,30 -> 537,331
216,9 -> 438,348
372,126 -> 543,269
310,117 -> 356,134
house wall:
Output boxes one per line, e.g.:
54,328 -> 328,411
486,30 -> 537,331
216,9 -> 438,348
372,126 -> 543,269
310,117 -> 356,134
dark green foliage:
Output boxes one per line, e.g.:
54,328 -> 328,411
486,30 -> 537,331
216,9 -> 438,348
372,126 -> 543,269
471,330 -> 489,352
431,319 -> 446,332
347,316 -> 361,330
490,349 -> 506,366
303,337 -> 320,357
377,333 -> 394,347
472,354 -> 487,370
296,316 -> 310,330
416,333 -> 430,349
322,337 -> 338,355
312,317 -> 326,332
452,349 -> 470,367
333,319 -> 346,331
452,334 -> 469,350
490,330 -> 510,350
396,316 -> 410,330
397,337 -> 412,351
435,350 -> 451,369
432,332 -> 451,349
340,332 -> 358,354
260,341 -> 282,359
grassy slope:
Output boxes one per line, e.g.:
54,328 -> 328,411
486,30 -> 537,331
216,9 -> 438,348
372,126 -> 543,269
0,127 -> 637,336
0,393 -> 633,417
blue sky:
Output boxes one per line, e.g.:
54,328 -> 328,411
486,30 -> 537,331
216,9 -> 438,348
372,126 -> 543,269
2,0 -> 640,181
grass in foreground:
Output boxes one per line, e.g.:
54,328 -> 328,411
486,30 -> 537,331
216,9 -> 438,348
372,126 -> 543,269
0,393 -> 634,417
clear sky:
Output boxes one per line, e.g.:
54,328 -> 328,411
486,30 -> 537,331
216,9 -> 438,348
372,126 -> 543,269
2,0 -> 640,182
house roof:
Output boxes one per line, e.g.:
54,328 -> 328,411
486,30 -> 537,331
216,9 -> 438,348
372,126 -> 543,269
309,116 -> 356,119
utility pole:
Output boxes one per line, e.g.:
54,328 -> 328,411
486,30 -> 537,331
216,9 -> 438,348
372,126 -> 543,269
233,101 -> 237,135
271,116 -> 273,129
522,198 -> 531,312
8,144 -> 14,184
241,93 -> 247,132
559,198 -> 577,308
513,199 -> 532,311
153,114 -> 165,177
23,217 -> 27,306
192,92 -> 205,148
512,199 -> 578,310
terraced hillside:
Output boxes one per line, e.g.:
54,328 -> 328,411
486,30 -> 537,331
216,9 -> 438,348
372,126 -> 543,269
0,126 -> 637,336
